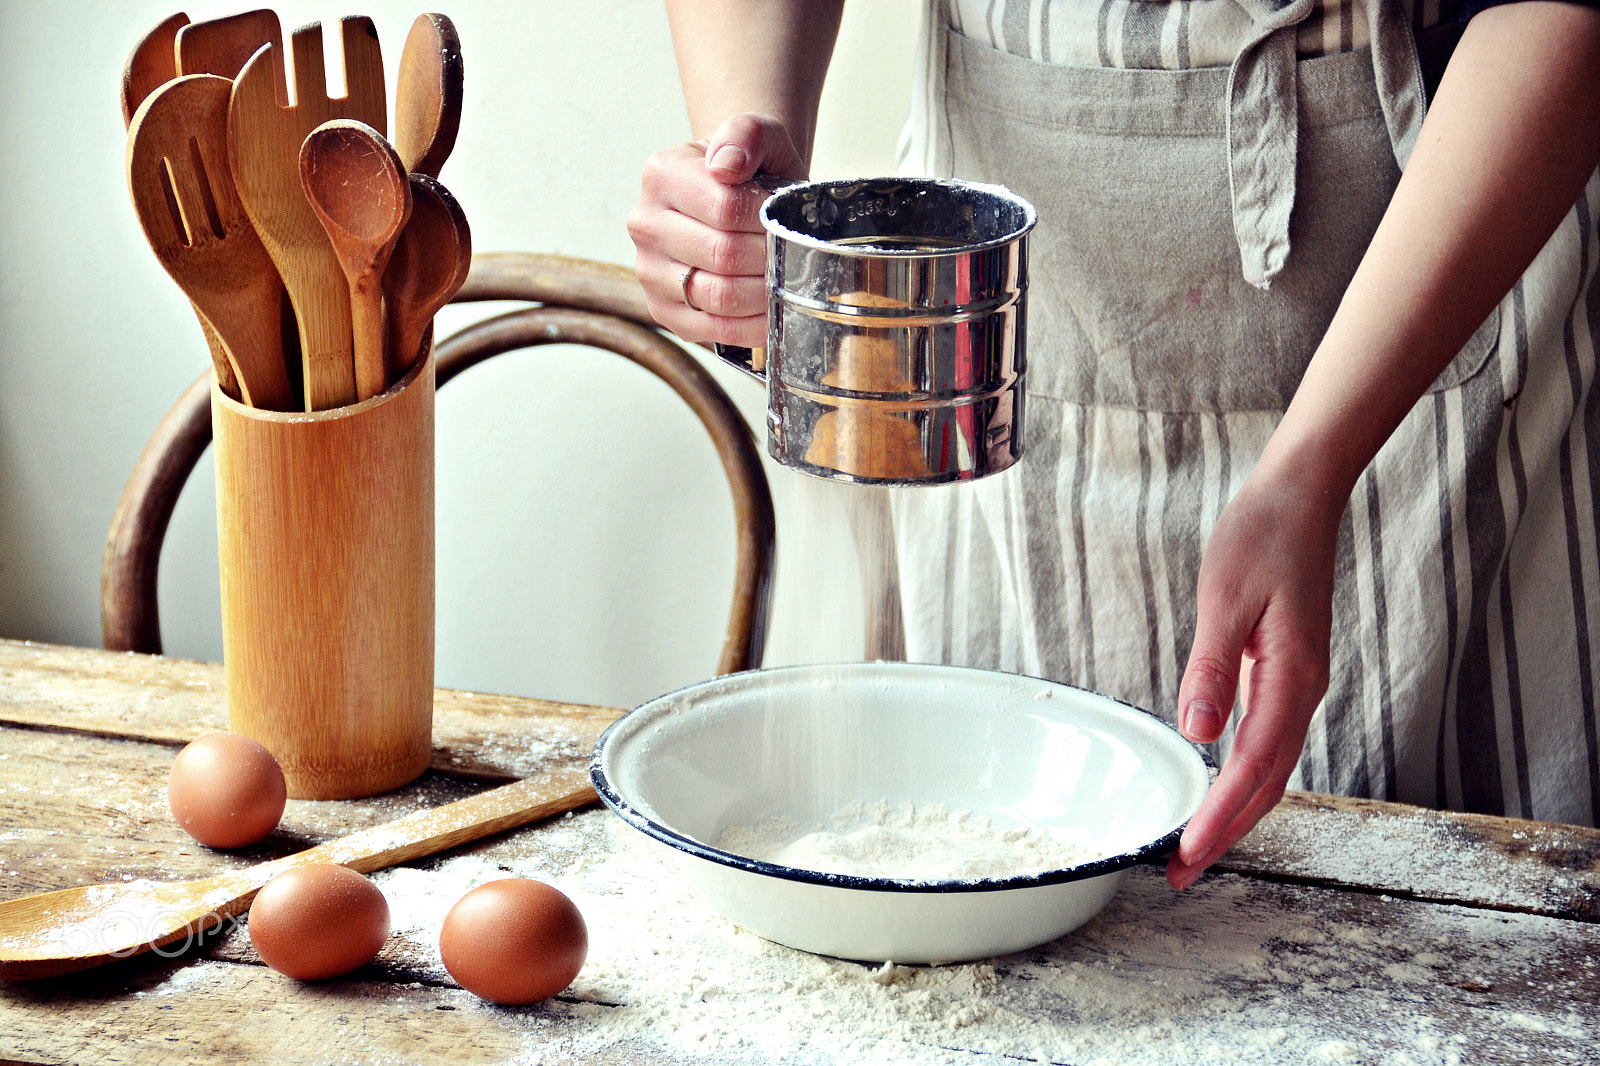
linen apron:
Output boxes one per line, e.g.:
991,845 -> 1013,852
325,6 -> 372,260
890,0 -> 1600,826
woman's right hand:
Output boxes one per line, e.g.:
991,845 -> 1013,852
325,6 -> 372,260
627,113 -> 807,347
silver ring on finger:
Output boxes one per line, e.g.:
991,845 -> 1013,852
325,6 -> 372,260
680,265 -> 705,313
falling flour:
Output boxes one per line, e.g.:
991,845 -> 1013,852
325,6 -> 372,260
716,801 -> 1101,881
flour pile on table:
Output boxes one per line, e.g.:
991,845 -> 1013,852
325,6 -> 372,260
353,808 -> 1589,1065
716,800 -> 1100,881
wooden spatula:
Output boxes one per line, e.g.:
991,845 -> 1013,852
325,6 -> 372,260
384,173 -> 471,382
121,13 -> 188,127
394,13 -> 463,178
121,13 -> 249,402
228,18 -> 387,411
170,8 -> 297,406
0,766 -> 597,980
301,121 -> 412,400
128,75 -> 293,410
175,8 -> 281,81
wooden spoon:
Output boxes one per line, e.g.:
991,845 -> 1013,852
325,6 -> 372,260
383,173 -> 471,382
128,75 -> 292,410
0,767 -> 596,980
394,13 -> 463,178
446,179 -> 475,295
300,121 -> 412,401
228,18 -> 387,410
175,8 -> 281,81
121,13 -> 188,127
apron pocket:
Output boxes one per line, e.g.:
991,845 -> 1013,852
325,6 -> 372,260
1427,305 -> 1499,392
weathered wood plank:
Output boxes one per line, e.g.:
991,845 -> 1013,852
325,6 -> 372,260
1219,791 -> 1600,922
0,639 -> 622,781
0,728 -> 513,901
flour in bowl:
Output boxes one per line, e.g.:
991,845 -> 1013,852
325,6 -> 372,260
716,800 -> 1100,881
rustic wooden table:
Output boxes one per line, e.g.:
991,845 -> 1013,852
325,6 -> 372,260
0,638 -> 1596,1065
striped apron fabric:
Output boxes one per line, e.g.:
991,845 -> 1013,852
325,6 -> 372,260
889,0 -> 1600,826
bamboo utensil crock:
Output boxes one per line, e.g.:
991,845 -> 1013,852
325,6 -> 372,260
213,341 -> 435,799
121,11 -> 474,798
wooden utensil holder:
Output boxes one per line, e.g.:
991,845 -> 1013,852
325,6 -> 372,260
213,348 -> 434,799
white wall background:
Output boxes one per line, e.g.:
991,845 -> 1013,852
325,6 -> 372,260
0,1 -> 919,709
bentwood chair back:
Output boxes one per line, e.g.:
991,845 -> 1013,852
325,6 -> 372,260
101,252 -> 775,678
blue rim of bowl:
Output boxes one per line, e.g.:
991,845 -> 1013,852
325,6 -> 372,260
589,663 -> 1218,895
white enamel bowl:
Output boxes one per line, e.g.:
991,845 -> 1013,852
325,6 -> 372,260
590,662 -> 1212,964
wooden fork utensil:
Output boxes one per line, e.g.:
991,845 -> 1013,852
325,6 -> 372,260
229,18 -> 387,411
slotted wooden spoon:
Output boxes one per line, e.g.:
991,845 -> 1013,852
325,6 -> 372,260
127,75 -> 292,410
170,8 -> 297,408
0,767 -> 596,980
229,18 -> 387,411
301,121 -> 411,400
383,173 -> 471,382
121,13 -> 250,402
394,12 -> 463,178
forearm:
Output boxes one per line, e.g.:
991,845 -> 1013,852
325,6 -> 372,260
665,0 -> 845,164
1265,1 -> 1600,499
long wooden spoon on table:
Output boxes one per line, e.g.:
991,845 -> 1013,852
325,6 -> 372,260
394,12 -> 463,178
301,121 -> 412,401
383,173 -> 471,383
0,767 -> 597,980
128,75 -> 293,410
229,18 -> 387,411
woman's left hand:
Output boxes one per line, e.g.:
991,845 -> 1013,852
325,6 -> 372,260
1165,451 -> 1344,889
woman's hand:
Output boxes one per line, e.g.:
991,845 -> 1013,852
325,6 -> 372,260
1166,451 -> 1344,890
634,1 -> 842,344
627,114 -> 807,347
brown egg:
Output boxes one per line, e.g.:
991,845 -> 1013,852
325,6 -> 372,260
439,878 -> 587,1005
167,732 -> 287,848
248,864 -> 390,980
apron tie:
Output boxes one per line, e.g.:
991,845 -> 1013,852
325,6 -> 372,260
1226,0 -> 1317,290
1226,0 -> 1428,289
1366,0 -> 1429,168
